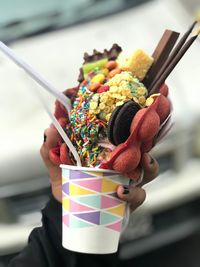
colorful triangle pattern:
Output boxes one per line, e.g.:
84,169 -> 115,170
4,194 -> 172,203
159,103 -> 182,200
74,195 -> 101,209
63,214 -> 123,231
62,169 -> 70,179
73,179 -> 102,192
63,214 -> 69,226
102,178 -> 119,193
101,195 -> 122,209
74,211 -> 100,225
69,170 -> 96,179
69,199 -> 94,212
63,197 -> 70,211
70,214 -> 94,228
63,182 -> 97,196
87,171 -> 104,177
100,211 -> 119,225
106,204 -> 125,217
62,171 -> 125,232
106,220 -> 122,232
69,183 -> 96,196
62,176 -> 68,183
63,182 -> 69,195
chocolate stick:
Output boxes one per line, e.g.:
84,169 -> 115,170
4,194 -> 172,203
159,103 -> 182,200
149,30 -> 199,95
148,21 -> 198,92
143,30 -> 180,88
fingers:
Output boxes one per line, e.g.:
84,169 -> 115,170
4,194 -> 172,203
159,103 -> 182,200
44,128 -> 61,148
123,167 -> 141,180
54,100 -> 68,120
40,128 -> 60,168
40,128 -> 62,200
116,152 -> 158,214
64,87 -> 79,99
123,153 -> 159,185
117,185 -> 146,212
54,87 -> 78,120
140,153 -> 159,186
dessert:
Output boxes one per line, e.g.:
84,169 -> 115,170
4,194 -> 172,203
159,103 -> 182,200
61,44 -> 157,167
51,22 -> 199,174
53,43 -> 169,170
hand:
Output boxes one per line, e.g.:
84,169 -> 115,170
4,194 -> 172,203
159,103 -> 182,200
40,127 -> 159,212
40,127 -> 63,202
117,153 -> 159,212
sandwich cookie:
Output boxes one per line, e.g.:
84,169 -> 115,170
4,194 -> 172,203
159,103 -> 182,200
107,100 -> 140,145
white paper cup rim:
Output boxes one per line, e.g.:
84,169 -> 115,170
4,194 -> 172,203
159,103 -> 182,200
60,164 -> 119,174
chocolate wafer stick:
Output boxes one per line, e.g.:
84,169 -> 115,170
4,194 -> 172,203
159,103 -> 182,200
143,30 -> 180,88
149,30 -> 200,95
148,20 -> 198,91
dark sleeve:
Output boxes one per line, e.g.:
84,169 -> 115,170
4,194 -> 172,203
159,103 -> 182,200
8,195 -> 119,267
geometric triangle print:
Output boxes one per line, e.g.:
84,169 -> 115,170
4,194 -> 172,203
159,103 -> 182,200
106,204 -> 125,217
62,176 -> 68,183
102,178 -> 119,193
63,214 -> 69,226
101,195 -> 122,209
106,220 -> 122,232
74,195 -> 101,209
87,171 -> 104,177
62,182 -> 69,195
74,211 -> 100,225
69,183 -> 96,196
69,170 -> 95,179
63,197 -> 70,211
73,179 -> 102,193
69,199 -> 94,212
70,214 -> 93,228
100,211 -> 119,225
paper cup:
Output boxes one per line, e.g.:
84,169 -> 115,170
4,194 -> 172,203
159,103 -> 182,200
61,164 -> 129,254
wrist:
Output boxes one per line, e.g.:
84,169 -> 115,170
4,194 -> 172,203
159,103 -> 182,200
51,183 -> 62,203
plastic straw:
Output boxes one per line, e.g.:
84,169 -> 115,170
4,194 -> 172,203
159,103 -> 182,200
37,92 -> 82,166
0,41 -> 71,114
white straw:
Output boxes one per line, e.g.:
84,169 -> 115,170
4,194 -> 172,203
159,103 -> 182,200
37,92 -> 82,166
0,41 -> 71,114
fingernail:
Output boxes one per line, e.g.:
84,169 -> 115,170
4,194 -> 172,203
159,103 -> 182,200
123,185 -> 129,195
43,134 -> 47,143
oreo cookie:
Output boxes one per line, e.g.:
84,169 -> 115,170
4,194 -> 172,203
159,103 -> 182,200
107,101 -> 140,145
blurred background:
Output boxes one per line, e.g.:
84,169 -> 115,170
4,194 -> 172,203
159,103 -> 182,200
0,0 -> 200,266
